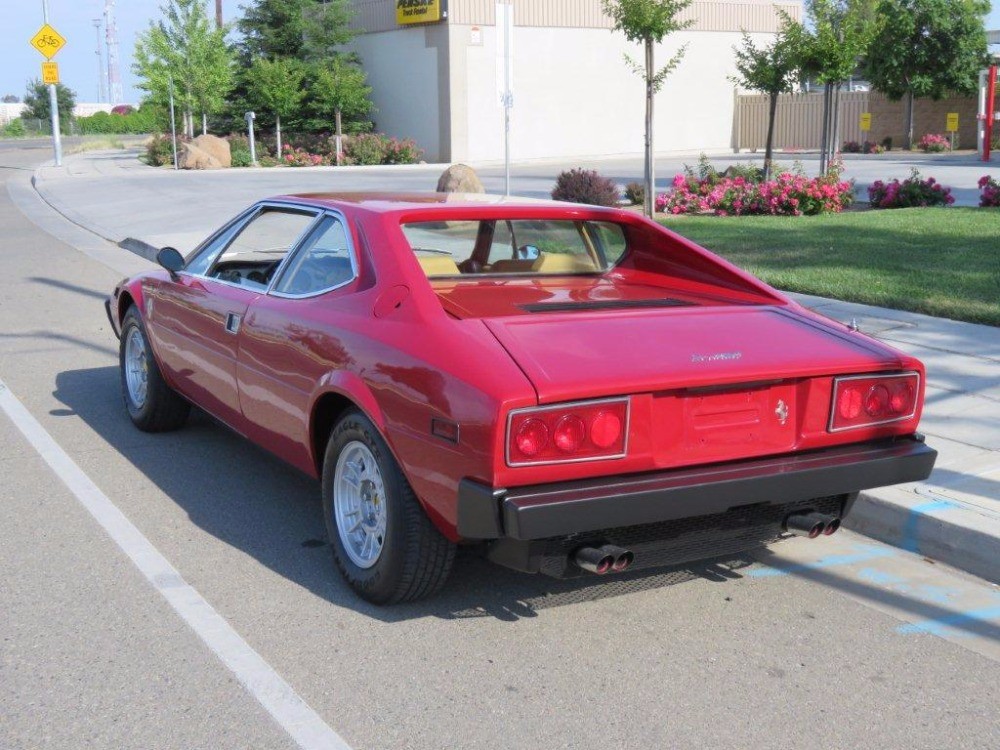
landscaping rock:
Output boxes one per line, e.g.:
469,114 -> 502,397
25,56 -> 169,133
178,135 -> 232,170
436,163 -> 484,194
193,134 -> 232,168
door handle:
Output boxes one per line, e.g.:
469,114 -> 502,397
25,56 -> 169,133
225,312 -> 241,334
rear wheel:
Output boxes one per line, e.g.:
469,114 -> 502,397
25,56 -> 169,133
322,410 -> 455,604
119,305 -> 190,432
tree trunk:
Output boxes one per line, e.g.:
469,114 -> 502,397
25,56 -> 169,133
335,109 -> 343,166
819,84 -> 830,175
276,113 -> 282,158
830,84 -> 841,170
644,37 -> 655,217
764,91 -> 778,181
202,112 -> 207,135
904,91 -> 915,150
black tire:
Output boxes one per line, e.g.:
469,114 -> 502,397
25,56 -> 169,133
119,305 -> 190,432
322,409 -> 455,604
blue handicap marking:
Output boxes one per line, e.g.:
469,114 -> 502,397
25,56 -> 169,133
901,499 -> 958,553
749,547 -> 897,578
896,606 -> 1000,637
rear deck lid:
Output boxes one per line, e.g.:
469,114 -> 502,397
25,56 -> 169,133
483,306 -> 902,403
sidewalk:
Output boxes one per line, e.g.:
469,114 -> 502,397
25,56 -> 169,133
23,149 -> 1000,584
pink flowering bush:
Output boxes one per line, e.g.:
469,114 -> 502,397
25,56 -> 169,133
656,164 -> 854,216
282,143 -> 329,167
978,175 -> 1000,207
917,133 -> 950,153
868,169 -> 954,208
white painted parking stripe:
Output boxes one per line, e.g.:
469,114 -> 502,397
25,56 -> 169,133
0,378 -> 352,750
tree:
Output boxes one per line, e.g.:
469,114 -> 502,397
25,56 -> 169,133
602,0 -> 693,216
309,58 -> 373,163
865,0 -> 990,149
238,0 -> 355,64
2,94 -> 19,103
22,80 -> 75,132
244,57 -> 305,155
730,22 -> 801,181
133,0 -> 235,136
797,0 -> 880,172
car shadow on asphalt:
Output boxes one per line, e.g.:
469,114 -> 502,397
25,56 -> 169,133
54,365 -> 761,623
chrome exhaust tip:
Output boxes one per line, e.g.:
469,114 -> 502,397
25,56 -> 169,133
599,544 -> 634,572
783,512 -> 827,539
573,546 -> 615,575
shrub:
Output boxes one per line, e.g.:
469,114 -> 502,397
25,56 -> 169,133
382,136 -> 423,164
656,163 -> 853,216
624,181 -> 645,206
111,104 -> 134,115
917,133 -> 950,153
145,133 -> 176,166
868,169 -> 954,208
343,133 -> 386,165
843,140 -> 884,154
2,118 -> 26,137
76,107 -> 158,135
282,143 -> 329,167
881,136 -> 893,151
551,168 -> 620,207
978,175 -> 1000,207
722,162 -> 766,183
842,140 -> 862,153
228,133 -> 252,167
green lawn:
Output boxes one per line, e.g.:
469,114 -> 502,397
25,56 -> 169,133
659,208 -> 1000,326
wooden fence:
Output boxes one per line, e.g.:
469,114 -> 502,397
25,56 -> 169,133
733,91 -> 870,151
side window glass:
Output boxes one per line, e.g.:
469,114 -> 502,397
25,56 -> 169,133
486,220 -> 515,264
207,209 -> 316,289
588,222 -> 628,265
185,214 -> 249,276
273,215 -> 356,296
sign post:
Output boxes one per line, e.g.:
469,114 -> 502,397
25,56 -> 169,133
30,10 -> 67,167
496,2 -> 513,196
946,112 -> 959,151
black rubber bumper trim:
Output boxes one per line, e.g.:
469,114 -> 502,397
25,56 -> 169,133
104,297 -> 120,340
459,438 -> 936,541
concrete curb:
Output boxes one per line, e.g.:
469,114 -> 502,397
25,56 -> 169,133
846,486 -> 1000,585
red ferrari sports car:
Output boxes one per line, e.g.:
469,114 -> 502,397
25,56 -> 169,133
106,193 -> 936,603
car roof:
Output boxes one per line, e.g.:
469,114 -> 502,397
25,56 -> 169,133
268,191 -> 625,218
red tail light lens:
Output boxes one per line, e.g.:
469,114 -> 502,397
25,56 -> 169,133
506,398 -> 629,466
830,373 -> 920,432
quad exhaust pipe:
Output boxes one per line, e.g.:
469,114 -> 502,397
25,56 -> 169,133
783,512 -> 841,539
573,544 -> 634,575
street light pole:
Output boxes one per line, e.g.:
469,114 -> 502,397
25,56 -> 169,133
41,0 -> 62,166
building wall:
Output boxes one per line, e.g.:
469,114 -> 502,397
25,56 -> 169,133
349,1 -> 799,162
350,26 -> 449,160
866,93 -> 978,149
452,25 -> 771,162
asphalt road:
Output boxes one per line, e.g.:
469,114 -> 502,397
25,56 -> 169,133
2,144 -> 1000,750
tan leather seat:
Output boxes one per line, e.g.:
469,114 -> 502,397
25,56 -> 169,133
417,255 -> 460,276
531,252 -> 597,274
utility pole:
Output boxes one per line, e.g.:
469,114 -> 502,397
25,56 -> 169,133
93,18 -> 106,102
41,0 -> 62,166
215,0 -> 223,29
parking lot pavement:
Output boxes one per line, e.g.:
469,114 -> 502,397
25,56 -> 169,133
24,147 -> 1000,585
3,144 -> 1000,749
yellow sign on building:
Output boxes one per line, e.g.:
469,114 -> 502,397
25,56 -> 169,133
30,23 -> 66,60
946,113 -> 959,132
41,62 -> 59,85
859,112 -> 871,132
397,0 -> 445,25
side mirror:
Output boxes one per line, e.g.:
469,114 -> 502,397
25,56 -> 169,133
516,244 -> 540,261
156,247 -> 185,278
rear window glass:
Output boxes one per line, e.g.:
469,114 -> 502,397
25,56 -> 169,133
401,219 -> 628,277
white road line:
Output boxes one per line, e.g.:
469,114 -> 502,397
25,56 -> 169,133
0,378 -> 352,750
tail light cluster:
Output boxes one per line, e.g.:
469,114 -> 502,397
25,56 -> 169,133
829,372 -> 919,432
506,398 -> 629,466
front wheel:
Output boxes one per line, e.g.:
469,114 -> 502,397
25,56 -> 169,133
119,305 -> 190,432
322,410 -> 455,604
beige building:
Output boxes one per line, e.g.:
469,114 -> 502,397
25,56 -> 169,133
348,0 -> 800,162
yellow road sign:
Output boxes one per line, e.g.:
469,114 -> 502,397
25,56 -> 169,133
41,62 -> 59,85
859,112 -> 872,132
946,113 -> 959,132
30,24 -> 66,60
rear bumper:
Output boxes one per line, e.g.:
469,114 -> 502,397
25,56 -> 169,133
458,436 -> 936,541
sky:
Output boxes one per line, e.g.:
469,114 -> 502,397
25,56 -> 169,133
1,1 -> 999,105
